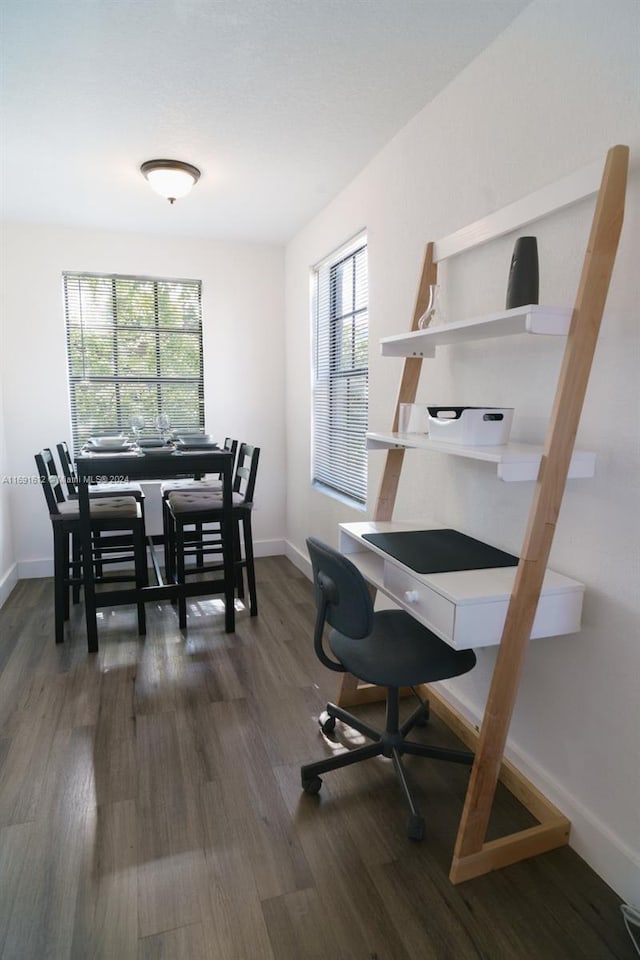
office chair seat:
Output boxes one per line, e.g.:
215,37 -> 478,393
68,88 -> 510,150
329,608 -> 475,689
301,537 -> 477,841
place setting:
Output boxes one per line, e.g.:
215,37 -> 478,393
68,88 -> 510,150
82,434 -> 138,456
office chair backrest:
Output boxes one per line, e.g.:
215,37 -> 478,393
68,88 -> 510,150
35,448 -> 66,514
306,537 -> 374,640
233,443 -> 260,502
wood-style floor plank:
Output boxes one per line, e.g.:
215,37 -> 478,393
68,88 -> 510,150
273,762 -> 415,960
261,888 -> 344,960
93,665 -> 138,807
0,556 -> 633,960
1,726 -> 95,959
198,780 -> 275,960
137,922 -> 207,960
136,712 -> 206,939
0,821 -> 33,956
0,672 -> 67,828
70,798 -> 138,960
190,698 -> 314,901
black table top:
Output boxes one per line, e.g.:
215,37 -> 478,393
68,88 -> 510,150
76,448 -> 233,481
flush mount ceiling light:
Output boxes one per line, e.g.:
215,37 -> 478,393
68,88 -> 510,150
140,159 -> 201,204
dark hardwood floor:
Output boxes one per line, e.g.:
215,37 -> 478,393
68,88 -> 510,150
0,557 -> 633,959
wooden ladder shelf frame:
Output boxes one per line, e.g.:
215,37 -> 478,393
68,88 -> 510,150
337,144 -> 629,883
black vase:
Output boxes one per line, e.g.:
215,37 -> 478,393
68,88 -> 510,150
506,236 -> 539,309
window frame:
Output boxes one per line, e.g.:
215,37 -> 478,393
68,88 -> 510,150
62,271 -> 205,453
311,232 -> 369,507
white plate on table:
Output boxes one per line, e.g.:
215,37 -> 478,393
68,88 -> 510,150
175,439 -> 219,450
138,439 -> 167,449
89,435 -> 127,445
85,439 -> 133,452
141,445 -> 175,456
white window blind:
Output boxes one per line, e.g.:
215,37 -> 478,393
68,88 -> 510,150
312,234 -> 368,505
63,272 -> 204,453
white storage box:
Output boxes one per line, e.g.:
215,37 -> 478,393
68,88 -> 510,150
427,407 -> 514,446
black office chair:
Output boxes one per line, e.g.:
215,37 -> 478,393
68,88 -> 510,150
301,537 -> 477,840
165,443 -> 260,625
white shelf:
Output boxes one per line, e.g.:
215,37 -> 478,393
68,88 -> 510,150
380,304 -> 572,358
366,432 -> 595,481
339,521 -> 584,650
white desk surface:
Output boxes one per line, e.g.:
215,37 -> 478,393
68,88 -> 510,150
339,521 -> 584,650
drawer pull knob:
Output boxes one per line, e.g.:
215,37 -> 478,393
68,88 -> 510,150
404,589 -> 419,603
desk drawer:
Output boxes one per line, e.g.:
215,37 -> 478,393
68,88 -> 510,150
384,561 -> 454,643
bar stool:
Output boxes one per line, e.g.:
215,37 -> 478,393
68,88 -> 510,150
160,437 -> 238,574
35,449 -> 148,643
58,440 -> 147,581
165,443 -> 260,626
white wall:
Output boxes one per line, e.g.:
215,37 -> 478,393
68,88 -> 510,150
284,0 -> 640,903
0,225 -> 286,576
0,356 -> 18,605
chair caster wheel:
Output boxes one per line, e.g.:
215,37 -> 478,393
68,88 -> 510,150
302,775 -> 323,795
320,713 -> 337,736
407,814 -> 425,841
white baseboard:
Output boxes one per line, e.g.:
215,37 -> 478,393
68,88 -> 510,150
436,681 -> 640,905
0,562 -> 19,608
15,539 -> 287,582
17,558 -> 53,579
253,538 -> 286,558
284,539 -> 312,579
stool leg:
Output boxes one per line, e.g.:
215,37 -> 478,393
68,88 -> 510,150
138,513 -> 149,589
162,496 -> 171,580
93,530 -> 104,579
53,525 -> 66,644
195,520 -> 204,567
243,513 -> 257,617
176,521 -> 187,628
166,500 -> 177,586
233,518 -> 245,600
62,530 -> 71,622
134,521 -> 147,636
71,532 -> 81,604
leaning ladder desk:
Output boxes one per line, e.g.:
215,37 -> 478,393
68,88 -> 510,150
336,145 -> 629,883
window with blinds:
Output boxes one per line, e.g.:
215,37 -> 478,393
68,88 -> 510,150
311,234 -> 368,505
63,272 -> 204,453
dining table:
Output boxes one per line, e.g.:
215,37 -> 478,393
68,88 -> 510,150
75,446 -> 235,653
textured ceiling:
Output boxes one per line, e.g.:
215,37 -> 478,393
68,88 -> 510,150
0,0 -> 530,242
